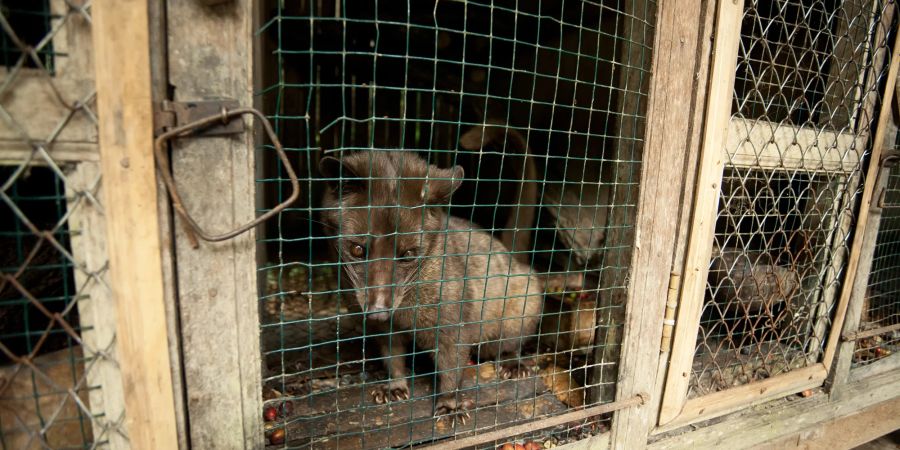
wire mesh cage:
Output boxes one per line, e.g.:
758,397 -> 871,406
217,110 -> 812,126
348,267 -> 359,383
853,141 -> 900,368
0,0 -> 127,448
256,0 -> 652,447
689,0 -> 897,398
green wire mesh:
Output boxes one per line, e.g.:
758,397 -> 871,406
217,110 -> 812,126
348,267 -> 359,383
0,166 -> 94,449
0,0 -> 55,71
0,1 -> 123,448
853,133 -> 900,368
256,0 -> 652,448
691,0 -> 896,397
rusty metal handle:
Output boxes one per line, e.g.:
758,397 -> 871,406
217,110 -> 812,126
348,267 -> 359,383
154,107 -> 299,247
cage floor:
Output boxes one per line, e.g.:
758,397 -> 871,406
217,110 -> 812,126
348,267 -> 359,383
273,365 -> 570,449
853,319 -> 899,366
260,265 -> 603,448
688,341 -> 812,398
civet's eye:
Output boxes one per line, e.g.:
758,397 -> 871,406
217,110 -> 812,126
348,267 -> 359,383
350,244 -> 365,258
400,249 -> 418,260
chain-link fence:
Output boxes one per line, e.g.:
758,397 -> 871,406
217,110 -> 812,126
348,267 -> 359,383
256,0 -> 652,447
689,0 -> 896,397
0,1 -> 127,448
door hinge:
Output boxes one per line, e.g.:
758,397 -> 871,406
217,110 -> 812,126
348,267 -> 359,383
153,99 -> 244,137
660,271 -> 681,353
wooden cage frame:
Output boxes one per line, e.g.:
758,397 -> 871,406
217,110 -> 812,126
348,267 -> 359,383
658,0 -> 900,430
2,0 -> 898,449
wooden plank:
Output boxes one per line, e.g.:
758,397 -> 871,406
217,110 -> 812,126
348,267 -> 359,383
0,73 -> 97,144
607,0 -> 715,443
91,0 -> 179,447
657,364 -> 827,432
649,365 -> 900,449
754,397 -> 900,450
850,353 -> 900,383
822,25 -> 900,369
165,0 -> 263,448
726,119 -> 863,172
67,161 -> 129,449
147,0 -> 190,447
0,140 -> 99,164
0,0 -> 97,146
651,0 -> 720,433
656,0 -> 745,426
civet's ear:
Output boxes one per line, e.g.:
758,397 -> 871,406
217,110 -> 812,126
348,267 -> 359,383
423,165 -> 464,204
319,156 -> 365,194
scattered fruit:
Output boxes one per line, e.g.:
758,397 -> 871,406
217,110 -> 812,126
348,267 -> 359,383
269,428 -> 285,445
800,389 -> 813,398
263,406 -> 278,422
544,440 -> 555,449
514,444 -> 526,450
524,442 -> 542,450
500,443 -> 515,450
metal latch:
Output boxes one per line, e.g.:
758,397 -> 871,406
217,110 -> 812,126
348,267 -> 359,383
154,99 -> 245,137
153,102 -> 300,248
874,152 -> 900,210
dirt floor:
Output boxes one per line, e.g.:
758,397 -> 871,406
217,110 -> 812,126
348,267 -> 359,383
258,264 -> 609,449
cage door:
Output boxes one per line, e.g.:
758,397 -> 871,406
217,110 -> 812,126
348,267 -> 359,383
659,0 -> 899,429
841,95 -> 900,382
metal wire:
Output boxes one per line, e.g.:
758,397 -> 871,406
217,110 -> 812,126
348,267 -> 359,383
853,142 -> 900,367
0,1 -> 126,448
256,0 -> 652,448
690,0 -> 896,397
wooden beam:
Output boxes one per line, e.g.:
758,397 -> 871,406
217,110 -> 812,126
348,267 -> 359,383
0,140 -> 100,164
850,353 -> 900,383
67,161 -> 129,450
726,119 -> 863,172
657,0 -> 745,426
754,397 -> 900,450
608,0 -> 716,443
91,0 -> 179,448
147,0 -> 191,446
649,368 -> 900,449
165,0 -> 263,448
656,364 -> 827,432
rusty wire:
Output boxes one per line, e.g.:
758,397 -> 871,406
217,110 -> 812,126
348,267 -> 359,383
690,0 -> 896,397
0,1 -> 126,448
